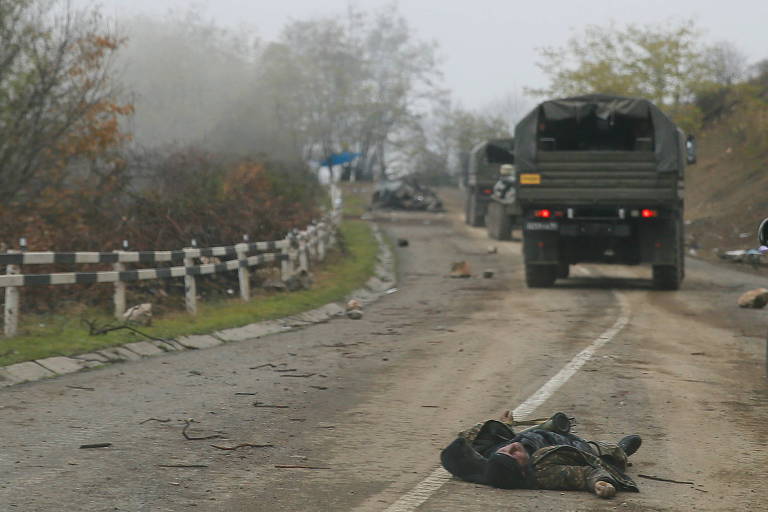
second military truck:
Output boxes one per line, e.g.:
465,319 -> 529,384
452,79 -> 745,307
514,94 -> 692,290
464,138 -> 515,227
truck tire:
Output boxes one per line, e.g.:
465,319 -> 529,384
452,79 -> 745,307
557,261 -> 570,279
465,193 -> 484,227
652,265 -> 681,290
486,202 -> 512,240
653,218 -> 684,290
525,264 -> 557,288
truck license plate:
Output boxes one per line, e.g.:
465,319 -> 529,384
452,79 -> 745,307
525,221 -> 559,231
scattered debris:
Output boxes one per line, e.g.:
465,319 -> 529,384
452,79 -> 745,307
79,443 -> 112,449
737,288 -> 768,308
346,299 -> 363,319
262,279 -> 288,292
250,363 -> 278,370
82,318 -> 166,342
253,402 -> 289,408
66,385 -> 95,391
310,385 -> 328,390
384,287 -> 399,294
482,269 -> 495,279
487,246 -> 497,254
123,303 -> 153,326
139,418 -> 171,424
182,419 -> 222,441
346,309 -> 363,320
638,474 -> 695,485
274,464 -> 331,470
210,443 -> 274,451
449,261 -> 471,278
280,373 -> 316,378
234,392 -> 258,396
719,248 -> 764,264
158,464 -> 208,469
285,270 -> 314,291
397,238 -> 409,247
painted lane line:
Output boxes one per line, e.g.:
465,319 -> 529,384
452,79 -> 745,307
382,288 -> 631,512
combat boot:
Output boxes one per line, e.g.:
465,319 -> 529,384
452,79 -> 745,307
618,435 -> 642,457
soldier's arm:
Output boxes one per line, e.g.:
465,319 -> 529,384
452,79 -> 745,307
535,464 -> 618,497
456,411 -> 515,442
456,422 -> 485,442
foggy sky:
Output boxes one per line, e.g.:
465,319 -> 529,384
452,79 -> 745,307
79,0 -> 768,108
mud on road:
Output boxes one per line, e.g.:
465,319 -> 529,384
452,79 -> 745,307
1,190 -> 767,511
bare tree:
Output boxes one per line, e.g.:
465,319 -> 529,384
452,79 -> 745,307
706,41 -> 748,86
0,0 -> 126,203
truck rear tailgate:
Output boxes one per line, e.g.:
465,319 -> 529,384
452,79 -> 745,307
518,151 -> 680,205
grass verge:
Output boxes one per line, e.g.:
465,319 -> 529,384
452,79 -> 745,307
0,220 -> 378,367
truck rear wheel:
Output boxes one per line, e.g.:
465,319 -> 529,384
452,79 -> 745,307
465,193 -> 485,227
486,202 -> 512,240
652,265 -> 681,290
525,264 -> 557,288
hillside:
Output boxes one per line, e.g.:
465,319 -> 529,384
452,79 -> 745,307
684,88 -> 768,268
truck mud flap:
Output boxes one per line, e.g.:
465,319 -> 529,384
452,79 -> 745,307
637,220 -> 680,265
523,228 -> 560,264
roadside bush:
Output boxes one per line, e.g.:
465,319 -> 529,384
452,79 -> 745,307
0,147 -> 323,315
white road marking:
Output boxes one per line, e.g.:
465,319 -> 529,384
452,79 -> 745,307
382,280 -> 631,512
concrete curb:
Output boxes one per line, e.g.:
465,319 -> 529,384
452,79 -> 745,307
0,222 -> 395,388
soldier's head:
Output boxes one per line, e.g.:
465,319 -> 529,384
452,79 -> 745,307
484,452 -> 531,489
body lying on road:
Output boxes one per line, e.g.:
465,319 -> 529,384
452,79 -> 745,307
441,411 -> 641,499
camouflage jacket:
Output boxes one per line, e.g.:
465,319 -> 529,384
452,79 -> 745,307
457,420 -> 638,494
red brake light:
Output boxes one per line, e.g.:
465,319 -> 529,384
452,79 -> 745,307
641,209 -> 658,218
534,209 -> 551,218
481,188 -> 493,195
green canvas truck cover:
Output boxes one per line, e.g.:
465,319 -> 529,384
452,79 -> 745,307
514,94 -> 683,173
469,138 -> 515,182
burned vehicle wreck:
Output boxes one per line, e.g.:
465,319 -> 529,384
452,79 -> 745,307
371,178 -> 444,211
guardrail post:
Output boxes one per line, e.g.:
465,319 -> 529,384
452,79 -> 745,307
298,232 -> 309,272
113,256 -> 126,320
4,250 -> 20,337
113,240 -> 128,320
317,222 -> 326,261
280,234 -> 294,282
184,241 -> 197,315
237,238 -> 250,302
309,225 -> 319,262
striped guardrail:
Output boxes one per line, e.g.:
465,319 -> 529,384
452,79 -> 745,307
0,253 -> 286,287
2,187 -> 342,338
0,241 -> 289,266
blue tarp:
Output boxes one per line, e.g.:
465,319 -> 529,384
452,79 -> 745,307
320,152 -> 361,167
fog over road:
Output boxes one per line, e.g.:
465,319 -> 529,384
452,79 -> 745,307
1,193 -> 767,511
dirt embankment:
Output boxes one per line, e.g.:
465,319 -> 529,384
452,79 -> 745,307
685,117 -> 768,272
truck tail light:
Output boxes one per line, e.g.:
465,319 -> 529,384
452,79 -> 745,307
641,209 -> 658,218
481,188 -> 493,196
533,209 -> 564,218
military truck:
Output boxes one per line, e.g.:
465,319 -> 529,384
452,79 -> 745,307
465,138 -> 515,226
514,94 -> 692,289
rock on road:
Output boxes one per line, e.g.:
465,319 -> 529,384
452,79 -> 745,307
1,191 -> 767,511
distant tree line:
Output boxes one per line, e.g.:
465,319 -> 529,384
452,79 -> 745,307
529,19 -> 767,138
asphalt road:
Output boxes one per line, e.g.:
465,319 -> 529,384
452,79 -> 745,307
1,195 -> 767,511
